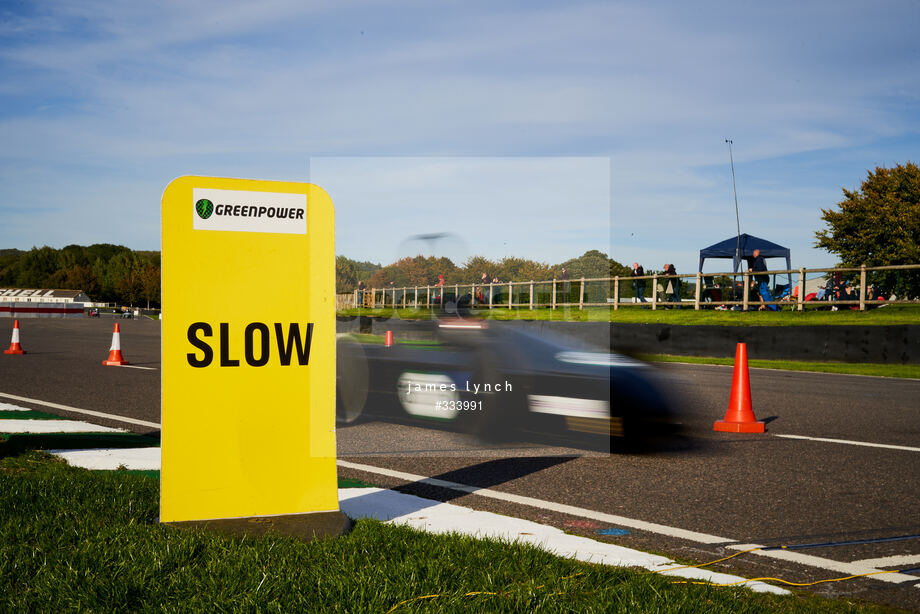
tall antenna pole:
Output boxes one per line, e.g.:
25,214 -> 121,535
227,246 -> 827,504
726,139 -> 742,271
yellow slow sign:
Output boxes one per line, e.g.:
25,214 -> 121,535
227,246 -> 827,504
161,176 -> 337,522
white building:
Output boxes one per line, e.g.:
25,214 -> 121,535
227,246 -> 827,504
0,288 -> 92,304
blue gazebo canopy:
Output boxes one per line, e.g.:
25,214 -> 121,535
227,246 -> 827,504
698,233 -> 791,274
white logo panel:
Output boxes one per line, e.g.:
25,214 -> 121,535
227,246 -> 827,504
193,188 -> 307,234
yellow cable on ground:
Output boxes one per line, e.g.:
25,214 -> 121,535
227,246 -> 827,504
659,545 -> 917,588
671,567 -> 905,588
387,544 -> 916,611
655,547 -> 763,573
386,572 -> 587,612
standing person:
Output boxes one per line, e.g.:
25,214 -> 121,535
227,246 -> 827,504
560,267 -> 570,305
632,262 -> 647,303
750,249 -> 778,311
665,263 -> 681,307
435,273 -> 445,305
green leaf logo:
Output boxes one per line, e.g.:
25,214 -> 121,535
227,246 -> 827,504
195,199 -> 214,219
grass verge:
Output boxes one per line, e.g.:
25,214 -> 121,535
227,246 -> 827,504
640,354 -> 920,379
340,333 -> 917,379
338,304 -> 920,325
0,452 -> 893,613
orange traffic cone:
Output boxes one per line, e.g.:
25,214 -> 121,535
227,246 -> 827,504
384,330 -> 394,347
4,320 -> 26,354
714,343 -> 764,433
102,323 -> 130,366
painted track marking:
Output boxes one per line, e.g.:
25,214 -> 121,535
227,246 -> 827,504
338,459 -> 920,586
338,459 -> 734,544
851,555 -> 920,568
775,434 -> 920,453
3,390 -> 916,586
0,392 -> 160,430
728,544 -> 920,585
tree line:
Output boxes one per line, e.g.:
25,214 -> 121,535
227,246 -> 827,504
2,164 -> 913,307
816,161 -> 919,298
335,250 -> 633,293
0,244 -> 160,308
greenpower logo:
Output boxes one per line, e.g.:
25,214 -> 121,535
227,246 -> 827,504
195,199 -> 214,219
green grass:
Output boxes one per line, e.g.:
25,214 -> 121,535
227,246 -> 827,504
0,452 -> 891,613
338,304 -> 920,326
342,332 -> 917,378
348,332 -> 443,347
640,354 -> 920,379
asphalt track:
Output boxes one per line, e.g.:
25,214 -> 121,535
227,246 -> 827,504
3,317 -> 919,610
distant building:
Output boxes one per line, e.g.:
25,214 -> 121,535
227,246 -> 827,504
0,289 -> 92,304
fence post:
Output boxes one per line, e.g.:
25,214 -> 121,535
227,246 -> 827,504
579,278 -> 585,310
353,290 -> 358,309
651,275 -> 657,310
530,281 -> 534,310
551,279 -> 557,310
797,269 -> 805,312
694,272 -> 702,310
440,286 -> 444,306
742,272 -> 749,311
508,282 -> 512,309
613,276 -> 619,311
414,286 -> 418,309
859,264 -> 867,311
426,286 -> 430,309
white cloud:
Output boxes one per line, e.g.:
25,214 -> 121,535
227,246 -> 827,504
0,1 -> 917,271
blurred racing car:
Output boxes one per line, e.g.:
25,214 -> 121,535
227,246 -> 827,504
336,315 -> 681,450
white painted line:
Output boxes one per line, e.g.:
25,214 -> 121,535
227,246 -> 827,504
336,460 -> 731,544
850,554 -> 920,568
338,487 -> 787,595
775,434 -> 920,453
52,447 -> 160,470
0,402 -> 30,411
0,392 -> 160,430
340,460 -> 920,587
113,364 -> 158,371
0,419 -> 125,434
728,544 -> 920,585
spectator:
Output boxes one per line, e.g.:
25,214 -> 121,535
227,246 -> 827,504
477,273 -> 488,303
632,262 -> 647,303
664,263 -> 681,307
750,249 -> 778,311
434,273 -> 445,305
842,283 -> 858,309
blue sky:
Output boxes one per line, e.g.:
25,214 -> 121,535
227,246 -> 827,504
1,0 -> 918,274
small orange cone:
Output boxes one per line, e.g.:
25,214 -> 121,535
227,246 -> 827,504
102,323 -> 130,366
384,330 -> 394,347
4,320 -> 26,354
714,343 -> 764,433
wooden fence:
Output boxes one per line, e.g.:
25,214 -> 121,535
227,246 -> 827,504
349,263 -> 920,312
